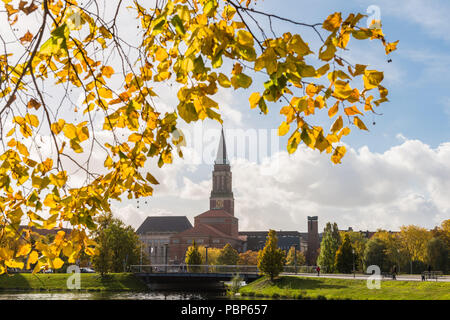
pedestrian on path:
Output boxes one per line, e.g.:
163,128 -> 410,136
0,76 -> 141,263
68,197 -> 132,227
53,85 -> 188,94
392,265 -> 397,280
316,266 -> 320,276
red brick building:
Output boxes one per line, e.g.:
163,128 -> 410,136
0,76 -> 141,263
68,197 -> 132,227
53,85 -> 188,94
168,128 -> 245,264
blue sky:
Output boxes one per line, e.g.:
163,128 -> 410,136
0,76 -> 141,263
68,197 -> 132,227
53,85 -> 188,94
7,0 -> 442,233
110,0 -> 450,233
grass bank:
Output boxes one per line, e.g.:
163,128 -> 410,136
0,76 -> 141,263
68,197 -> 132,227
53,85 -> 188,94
239,276 -> 450,300
0,273 -> 148,292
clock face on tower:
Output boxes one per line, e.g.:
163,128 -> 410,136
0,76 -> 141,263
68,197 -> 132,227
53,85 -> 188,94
216,200 -> 224,209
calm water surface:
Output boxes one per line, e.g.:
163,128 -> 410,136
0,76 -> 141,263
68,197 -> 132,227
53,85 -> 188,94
0,290 -> 228,300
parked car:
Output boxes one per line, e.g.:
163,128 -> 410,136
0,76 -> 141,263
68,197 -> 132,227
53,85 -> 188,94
80,267 -> 95,273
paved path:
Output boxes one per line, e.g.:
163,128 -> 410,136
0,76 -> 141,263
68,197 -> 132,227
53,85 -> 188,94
282,273 -> 450,282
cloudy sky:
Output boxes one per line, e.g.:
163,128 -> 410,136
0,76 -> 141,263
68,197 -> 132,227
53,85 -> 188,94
109,0 -> 450,233
3,0 -> 449,233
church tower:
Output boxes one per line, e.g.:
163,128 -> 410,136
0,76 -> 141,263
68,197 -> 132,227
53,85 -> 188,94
210,128 -> 234,215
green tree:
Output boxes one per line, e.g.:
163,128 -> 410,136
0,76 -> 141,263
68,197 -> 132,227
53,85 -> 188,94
399,225 -> 432,264
344,231 -> 367,271
372,230 -> 408,273
335,234 -> 354,273
317,222 -> 341,273
217,243 -> 239,265
426,237 -> 448,273
285,246 -> 306,266
0,0 -> 398,274
257,230 -> 286,281
185,241 -> 203,272
363,238 -> 389,272
92,213 -> 142,274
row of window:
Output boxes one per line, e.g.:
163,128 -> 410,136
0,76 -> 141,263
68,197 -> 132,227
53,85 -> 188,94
171,239 -> 221,244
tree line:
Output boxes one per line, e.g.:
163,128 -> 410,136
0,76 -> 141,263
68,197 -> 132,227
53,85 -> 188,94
317,220 -> 449,274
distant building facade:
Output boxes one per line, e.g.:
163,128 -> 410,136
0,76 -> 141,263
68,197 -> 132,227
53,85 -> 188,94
136,216 -> 192,264
136,129 -> 323,266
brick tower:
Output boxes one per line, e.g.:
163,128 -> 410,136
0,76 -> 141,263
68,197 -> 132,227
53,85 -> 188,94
209,128 -> 234,216
306,216 -> 319,265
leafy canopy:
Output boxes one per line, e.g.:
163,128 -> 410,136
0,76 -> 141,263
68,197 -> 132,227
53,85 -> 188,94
0,0 -> 397,274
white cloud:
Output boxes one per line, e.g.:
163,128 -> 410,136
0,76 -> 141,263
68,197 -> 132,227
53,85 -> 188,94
358,0 -> 450,42
111,203 -> 179,230
131,137 -> 450,233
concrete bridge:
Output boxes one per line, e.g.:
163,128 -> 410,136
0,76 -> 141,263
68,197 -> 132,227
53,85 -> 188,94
130,265 -> 262,290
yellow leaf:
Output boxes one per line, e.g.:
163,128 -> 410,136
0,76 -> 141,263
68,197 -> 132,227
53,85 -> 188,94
328,101 -> 339,118
222,5 -> 236,20
330,116 -> 343,133
231,73 -> 252,89
319,43 -> 337,61
314,131 -> 330,152
25,114 -> 39,127
155,47 -> 169,62
354,64 -> 367,76
98,87 -> 113,99
344,106 -> 363,116
323,12 -> 342,31
237,30 -> 254,47
52,257 -> 64,269
334,80 -> 353,99
218,73 -> 231,88
104,156 -> 113,169
278,121 -> 290,136
385,40 -> 399,54
5,260 -> 24,269
306,84 -> 318,97
338,127 -> 351,140
16,244 -> 32,257
331,146 -> 346,164
288,34 -> 311,56
128,133 -> 142,142
84,247 -> 95,256
28,251 -> 39,265
249,92 -> 261,109
146,173 -> 159,184
63,123 -> 77,140
51,119 -> 66,135
363,70 -> 384,90
43,194 -> 58,209
16,142 -> 30,157
354,116 -> 369,130
101,66 -> 114,78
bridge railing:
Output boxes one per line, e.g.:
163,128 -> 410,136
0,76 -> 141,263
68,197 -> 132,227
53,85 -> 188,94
130,264 -> 318,274
130,264 -> 260,274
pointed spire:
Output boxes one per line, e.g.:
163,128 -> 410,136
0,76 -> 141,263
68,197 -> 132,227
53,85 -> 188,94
215,127 -> 229,165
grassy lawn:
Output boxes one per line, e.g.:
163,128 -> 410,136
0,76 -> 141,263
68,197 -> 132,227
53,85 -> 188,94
239,276 -> 450,300
0,273 -> 148,292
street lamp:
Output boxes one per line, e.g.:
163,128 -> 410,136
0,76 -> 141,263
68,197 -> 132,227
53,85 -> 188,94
352,248 -> 355,278
205,245 -> 209,273
293,244 -> 298,274
164,243 -> 169,273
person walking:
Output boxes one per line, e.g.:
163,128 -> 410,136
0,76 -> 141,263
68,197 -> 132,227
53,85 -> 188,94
392,265 -> 397,280
316,266 -> 320,276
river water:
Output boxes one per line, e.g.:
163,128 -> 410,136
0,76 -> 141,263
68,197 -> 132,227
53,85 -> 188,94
0,290 -> 228,300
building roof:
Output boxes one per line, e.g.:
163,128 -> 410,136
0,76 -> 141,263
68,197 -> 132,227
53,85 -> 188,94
239,231 -> 303,237
136,216 -> 192,234
171,223 -> 242,241
215,127 -> 229,165
195,209 -> 236,219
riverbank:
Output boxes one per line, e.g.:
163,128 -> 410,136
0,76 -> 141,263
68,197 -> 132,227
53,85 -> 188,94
239,275 -> 450,300
0,273 -> 148,292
